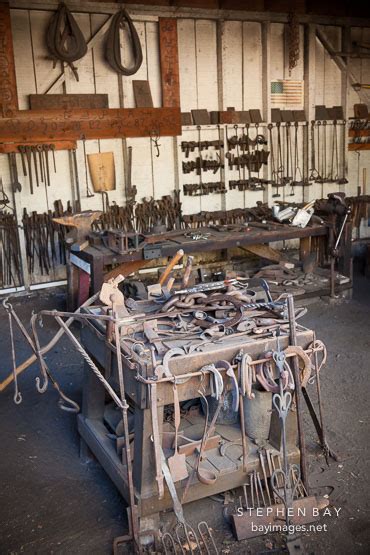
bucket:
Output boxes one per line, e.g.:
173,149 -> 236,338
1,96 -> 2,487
243,388 -> 272,442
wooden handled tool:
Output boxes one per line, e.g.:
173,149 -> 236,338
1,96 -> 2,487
159,249 -> 184,286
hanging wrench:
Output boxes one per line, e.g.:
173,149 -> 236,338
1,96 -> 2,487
24,146 -> 34,194
43,144 -> 51,187
18,145 -> 27,176
50,144 -> 57,172
36,145 -> 44,182
31,146 -> 39,187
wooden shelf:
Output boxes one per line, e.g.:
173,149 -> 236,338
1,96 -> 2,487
348,143 -> 370,151
0,140 -> 77,153
348,129 -> 370,137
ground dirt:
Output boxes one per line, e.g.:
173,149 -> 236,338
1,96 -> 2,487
0,272 -> 369,554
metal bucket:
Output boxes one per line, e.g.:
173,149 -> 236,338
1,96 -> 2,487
243,389 -> 272,442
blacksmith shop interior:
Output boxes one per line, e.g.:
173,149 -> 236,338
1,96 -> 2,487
1,1 -> 370,554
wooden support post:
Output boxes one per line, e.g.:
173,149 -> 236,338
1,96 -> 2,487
261,21 -> 271,205
159,18 -> 180,108
0,1 -> 18,116
304,24 -> 316,125
300,236 -> 311,261
338,221 -> 352,279
316,26 -> 370,104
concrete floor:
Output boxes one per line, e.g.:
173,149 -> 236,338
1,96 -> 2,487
0,272 -> 369,554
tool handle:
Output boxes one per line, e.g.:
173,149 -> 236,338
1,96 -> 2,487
159,249 -> 184,286
181,255 -> 194,288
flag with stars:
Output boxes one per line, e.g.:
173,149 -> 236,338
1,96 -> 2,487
271,80 -> 303,106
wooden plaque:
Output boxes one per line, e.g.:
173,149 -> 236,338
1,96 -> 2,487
29,94 -> 109,110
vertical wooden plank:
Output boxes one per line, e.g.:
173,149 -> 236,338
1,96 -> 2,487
159,18 -> 180,108
195,20 -> 218,111
91,13 -> 120,109
177,19 -> 197,112
222,21 -> 243,110
127,137 -> 153,203
314,37 -> 325,106
29,10 -> 64,97
91,13 -> 125,208
121,20 -> 147,109
151,136 -> 176,200
270,23 -> 285,82
0,2 -> 18,115
63,13 -> 100,213
304,24 -> 316,123
146,21 -> 162,108
64,12 -> 94,94
323,26 -> 341,107
10,8 -> 35,109
304,25 -> 316,203
261,22 -> 271,205
243,22 -> 262,111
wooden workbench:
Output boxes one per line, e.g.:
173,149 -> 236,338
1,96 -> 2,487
68,222 -> 330,308
77,311 -> 315,528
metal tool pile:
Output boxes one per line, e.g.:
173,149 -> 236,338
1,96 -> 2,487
3,246 -> 336,553
94,193 -> 182,234
22,200 -> 73,276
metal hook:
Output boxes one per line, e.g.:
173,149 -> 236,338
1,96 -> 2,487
150,130 -> 161,157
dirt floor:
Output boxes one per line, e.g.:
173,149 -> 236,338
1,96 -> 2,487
0,271 -> 369,554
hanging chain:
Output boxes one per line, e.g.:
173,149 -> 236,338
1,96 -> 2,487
287,12 -> 300,74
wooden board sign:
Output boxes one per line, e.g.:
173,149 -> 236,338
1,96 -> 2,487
29,94 -> 109,110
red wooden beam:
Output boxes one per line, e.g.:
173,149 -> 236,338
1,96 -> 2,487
0,107 -> 181,142
0,1 -> 19,116
159,18 -> 180,108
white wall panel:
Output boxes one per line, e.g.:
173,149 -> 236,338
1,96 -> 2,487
195,20 -> 218,111
243,22 -> 263,111
221,21 -> 243,110
3,6 -> 370,288
10,9 -> 35,109
178,19 -> 197,111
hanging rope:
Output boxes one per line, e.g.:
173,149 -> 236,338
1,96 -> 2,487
105,8 -> 143,76
46,2 -> 88,82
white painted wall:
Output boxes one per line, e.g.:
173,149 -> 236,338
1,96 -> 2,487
0,6 -> 369,287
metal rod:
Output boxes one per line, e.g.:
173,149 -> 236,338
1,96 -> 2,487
287,294 -> 309,493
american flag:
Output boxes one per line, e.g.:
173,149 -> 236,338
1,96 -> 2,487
271,80 -> 304,106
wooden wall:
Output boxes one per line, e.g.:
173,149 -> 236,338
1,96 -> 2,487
0,4 -> 369,287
